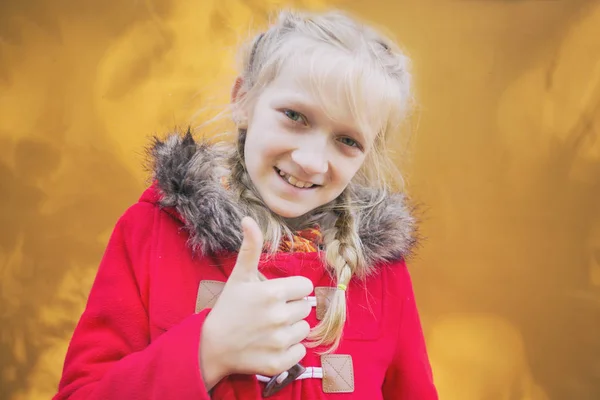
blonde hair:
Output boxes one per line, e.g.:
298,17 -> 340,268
229,9 -> 413,353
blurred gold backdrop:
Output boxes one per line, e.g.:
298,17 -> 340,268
1,0 -> 599,399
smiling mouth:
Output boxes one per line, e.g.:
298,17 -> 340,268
274,167 -> 319,189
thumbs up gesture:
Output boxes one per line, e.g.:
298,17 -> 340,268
199,217 -> 313,390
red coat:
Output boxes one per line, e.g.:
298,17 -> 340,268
54,133 -> 438,399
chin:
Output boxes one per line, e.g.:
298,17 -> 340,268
269,205 -> 307,219
264,198 -> 311,219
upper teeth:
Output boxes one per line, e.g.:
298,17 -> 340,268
278,169 -> 314,189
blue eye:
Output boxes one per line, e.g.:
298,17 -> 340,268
338,136 -> 359,148
283,109 -> 306,124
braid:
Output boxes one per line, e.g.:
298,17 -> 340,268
307,190 -> 365,353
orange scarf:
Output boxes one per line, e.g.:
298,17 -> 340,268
279,227 -> 322,253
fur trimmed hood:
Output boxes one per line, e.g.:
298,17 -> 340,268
149,131 -> 418,267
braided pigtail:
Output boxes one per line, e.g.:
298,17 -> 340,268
306,190 -> 365,353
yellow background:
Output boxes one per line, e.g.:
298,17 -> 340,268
1,0 -> 599,399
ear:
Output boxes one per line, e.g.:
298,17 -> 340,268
231,76 -> 245,103
231,76 -> 249,127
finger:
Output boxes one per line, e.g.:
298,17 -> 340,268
284,299 -> 312,324
287,319 -> 311,344
281,343 -> 307,372
230,217 -> 264,282
259,344 -> 307,377
264,276 -> 314,302
269,320 -> 311,352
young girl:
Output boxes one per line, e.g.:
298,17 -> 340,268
54,9 -> 438,399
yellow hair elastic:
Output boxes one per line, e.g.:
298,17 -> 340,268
337,283 -> 347,291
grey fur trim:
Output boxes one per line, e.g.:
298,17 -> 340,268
354,188 -> 418,266
148,131 -> 418,265
149,130 -> 244,254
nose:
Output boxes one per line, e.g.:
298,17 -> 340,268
291,143 -> 329,175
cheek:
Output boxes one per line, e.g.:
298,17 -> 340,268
334,155 -> 365,185
246,120 -> 289,159
244,136 -> 286,183
243,134 -> 266,182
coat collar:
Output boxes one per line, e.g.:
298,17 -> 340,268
147,130 -> 418,270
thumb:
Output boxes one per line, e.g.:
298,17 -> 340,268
229,216 -> 264,282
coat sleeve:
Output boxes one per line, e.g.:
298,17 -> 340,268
382,262 -> 438,400
53,203 -> 212,400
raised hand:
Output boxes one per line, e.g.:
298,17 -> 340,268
199,217 -> 313,390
